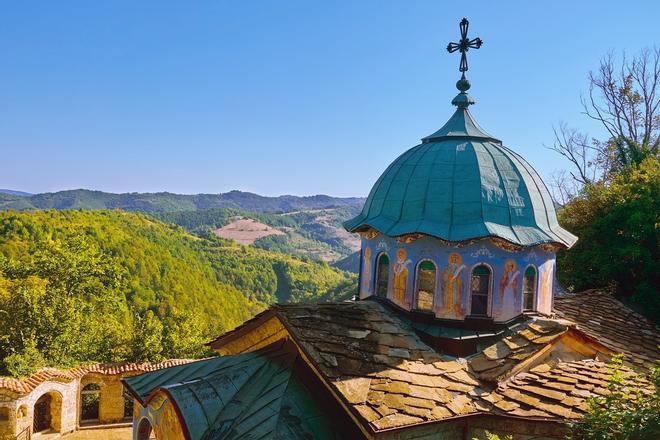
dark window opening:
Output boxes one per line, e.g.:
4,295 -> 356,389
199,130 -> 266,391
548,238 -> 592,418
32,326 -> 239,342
415,260 -> 436,311
123,388 -> 134,420
33,394 -> 52,433
470,265 -> 491,316
375,254 -> 390,297
80,383 -> 100,422
523,266 -> 537,311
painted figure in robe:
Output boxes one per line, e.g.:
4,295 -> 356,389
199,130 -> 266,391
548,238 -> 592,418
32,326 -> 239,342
539,260 -> 554,313
393,248 -> 411,304
361,246 -> 372,297
441,252 -> 465,318
498,259 -> 520,318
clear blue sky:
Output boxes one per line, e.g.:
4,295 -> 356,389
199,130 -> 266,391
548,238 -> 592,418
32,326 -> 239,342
1,1 -> 658,197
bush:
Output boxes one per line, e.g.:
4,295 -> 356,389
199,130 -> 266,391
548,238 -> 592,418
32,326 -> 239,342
568,356 -> 660,440
557,157 -> 660,321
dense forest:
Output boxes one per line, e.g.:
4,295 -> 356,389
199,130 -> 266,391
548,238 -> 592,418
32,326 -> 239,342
0,190 -> 363,267
0,210 -> 356,377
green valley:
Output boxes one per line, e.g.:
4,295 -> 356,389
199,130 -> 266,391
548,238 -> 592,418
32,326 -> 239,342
0,189 -> 364,270
0,210 -> 357,377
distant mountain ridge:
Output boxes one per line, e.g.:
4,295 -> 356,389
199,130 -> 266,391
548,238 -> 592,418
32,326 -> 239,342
0,189 -> 32,197
0,189 -> 365,213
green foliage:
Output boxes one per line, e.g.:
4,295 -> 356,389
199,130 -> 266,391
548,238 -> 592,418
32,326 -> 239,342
2,338 -> 45,377
557,156 -> 660,320
472,432 -> 512,440
568,355 -> 660,440
132,310 -> 164,362
0,210 -> 356,377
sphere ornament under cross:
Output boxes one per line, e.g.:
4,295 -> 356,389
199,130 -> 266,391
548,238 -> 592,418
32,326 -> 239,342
446,18 -> 483,74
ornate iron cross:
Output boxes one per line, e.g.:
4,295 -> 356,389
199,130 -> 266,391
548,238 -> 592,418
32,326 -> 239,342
446,18 -> 482,73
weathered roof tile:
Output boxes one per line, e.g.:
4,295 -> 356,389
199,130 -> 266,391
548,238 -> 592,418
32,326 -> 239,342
554,290 -> 659,369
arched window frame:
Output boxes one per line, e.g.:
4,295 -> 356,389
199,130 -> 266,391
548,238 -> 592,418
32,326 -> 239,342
137,418 -> 154,440
414,259 -> 438,312
80,383 -> 101,423
469,263 -> 493,317
522,264 -> 537,311
374,252 -> 390,299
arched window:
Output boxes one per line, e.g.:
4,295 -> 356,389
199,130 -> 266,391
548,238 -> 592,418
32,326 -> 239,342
33,394 -> 52,433
523,266 -> 537,311
137,418 -> 155,440
470,265 -> 491,316
375,254 -> 390,297
80,383 -> 100,423
415,260 -> 436,311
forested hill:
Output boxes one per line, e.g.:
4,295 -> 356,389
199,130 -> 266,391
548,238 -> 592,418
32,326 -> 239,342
0,210 -> 356,377
0,189 -> 364,213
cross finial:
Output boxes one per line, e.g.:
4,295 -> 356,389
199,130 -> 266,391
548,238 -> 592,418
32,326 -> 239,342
446,18 -> 483,75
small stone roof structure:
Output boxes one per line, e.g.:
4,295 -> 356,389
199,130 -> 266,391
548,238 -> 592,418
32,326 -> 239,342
0,359 -> 193,396
482,359 -> 653,420
468,319 -> 570,384
554,290 -> 660,369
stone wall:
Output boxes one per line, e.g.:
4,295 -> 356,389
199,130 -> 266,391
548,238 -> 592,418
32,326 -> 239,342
0,369 -> 141,439
0,378 -> 79,439
82,373 -> 133,424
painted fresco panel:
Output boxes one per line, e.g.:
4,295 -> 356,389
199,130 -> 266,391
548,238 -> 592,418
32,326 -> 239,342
359,236 -> 555,322
537,259 -> 555,315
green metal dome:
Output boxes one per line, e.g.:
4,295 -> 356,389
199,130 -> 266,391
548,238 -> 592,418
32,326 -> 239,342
344,94 -> 577,248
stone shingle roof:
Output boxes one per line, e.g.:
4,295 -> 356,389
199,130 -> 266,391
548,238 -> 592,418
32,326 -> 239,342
273,300 -> 656,432
204,298 -> 656,434
468,319 -> 569,384
275,301 -> 484,431
554,290 -> 660,369
479,359 -> 653,420
0,359 -> 194,396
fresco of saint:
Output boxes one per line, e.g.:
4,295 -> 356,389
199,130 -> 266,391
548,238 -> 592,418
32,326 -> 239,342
393,248 -> 411,304
498,259 -> 520,318
441,253 -> 465,318
361,246 -> 372,297
539,260 -> 554,314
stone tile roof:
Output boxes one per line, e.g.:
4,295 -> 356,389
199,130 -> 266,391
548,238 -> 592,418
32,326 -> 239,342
275,301 -> 485,431
479,359 -> 654,420
204,299 -> 655,433
554,290 -> 660,369
468,319 -> 569,384
0,359 -> 194,396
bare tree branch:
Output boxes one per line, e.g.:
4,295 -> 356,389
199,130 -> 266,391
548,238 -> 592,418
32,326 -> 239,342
551,48 -> 660,199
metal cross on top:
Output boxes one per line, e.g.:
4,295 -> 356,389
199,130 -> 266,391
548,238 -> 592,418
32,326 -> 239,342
446,18 -> 483,73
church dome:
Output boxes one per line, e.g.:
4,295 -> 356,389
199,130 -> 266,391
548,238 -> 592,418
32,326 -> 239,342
345,90 -> 577,249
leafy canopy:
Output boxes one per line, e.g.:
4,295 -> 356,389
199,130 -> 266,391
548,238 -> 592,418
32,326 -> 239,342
0,210 -> 356,377
557,156 -> 660,319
